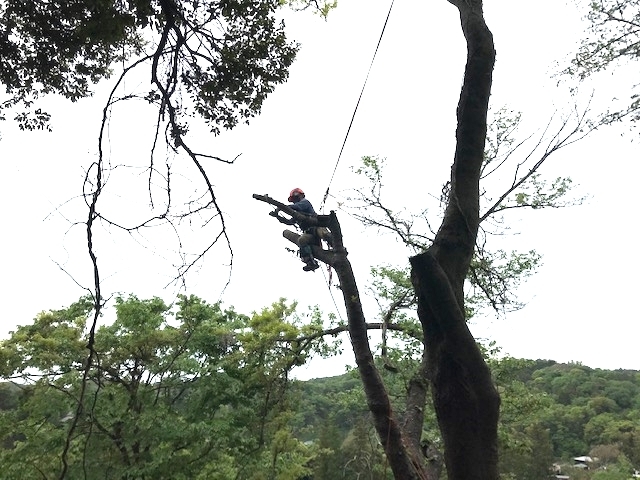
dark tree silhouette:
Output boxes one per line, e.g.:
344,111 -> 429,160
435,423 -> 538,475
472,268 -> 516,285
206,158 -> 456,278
407,1 -> 500,478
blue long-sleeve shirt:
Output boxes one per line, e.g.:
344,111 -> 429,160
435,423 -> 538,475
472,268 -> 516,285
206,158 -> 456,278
289,198 -> 316,215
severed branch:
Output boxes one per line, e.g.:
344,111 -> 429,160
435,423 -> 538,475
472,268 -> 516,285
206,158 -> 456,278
252,194 -> 333,228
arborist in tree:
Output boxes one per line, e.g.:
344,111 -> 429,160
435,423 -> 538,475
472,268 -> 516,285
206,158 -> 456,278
269,187 -> 325,272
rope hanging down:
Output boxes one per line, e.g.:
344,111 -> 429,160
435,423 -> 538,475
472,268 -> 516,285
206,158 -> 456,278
319,0 -> 396,212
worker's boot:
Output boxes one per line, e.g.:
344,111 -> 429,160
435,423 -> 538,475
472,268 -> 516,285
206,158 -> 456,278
303,259 -> 319,271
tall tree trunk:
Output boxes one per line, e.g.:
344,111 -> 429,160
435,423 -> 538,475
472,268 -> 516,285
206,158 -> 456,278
410,1 -> 500,479
299,211 -> 432,479
253,195 -> 433,479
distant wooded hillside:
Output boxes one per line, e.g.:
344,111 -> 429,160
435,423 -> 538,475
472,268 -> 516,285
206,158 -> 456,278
290,359 -> 640,480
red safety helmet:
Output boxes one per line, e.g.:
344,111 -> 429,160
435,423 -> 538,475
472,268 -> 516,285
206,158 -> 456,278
288,188 -> 305,202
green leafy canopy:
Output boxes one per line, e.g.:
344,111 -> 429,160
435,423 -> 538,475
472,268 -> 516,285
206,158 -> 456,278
0,0 -> 310,133
0,294 -> 338,479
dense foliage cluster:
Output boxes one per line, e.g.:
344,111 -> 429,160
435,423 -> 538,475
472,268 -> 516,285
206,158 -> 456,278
0,295 -> 337,479
1,295 -> 638,479
568,0 -> 640,123
0,0 -> 300,132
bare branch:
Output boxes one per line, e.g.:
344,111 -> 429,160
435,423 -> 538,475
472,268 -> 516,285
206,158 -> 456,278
481,100 -> 598,222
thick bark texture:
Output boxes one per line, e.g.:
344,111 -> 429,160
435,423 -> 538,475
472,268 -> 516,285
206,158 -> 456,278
410,1 -> 500,479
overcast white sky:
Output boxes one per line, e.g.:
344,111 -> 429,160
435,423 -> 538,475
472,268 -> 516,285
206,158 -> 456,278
0,0 -> 638,378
